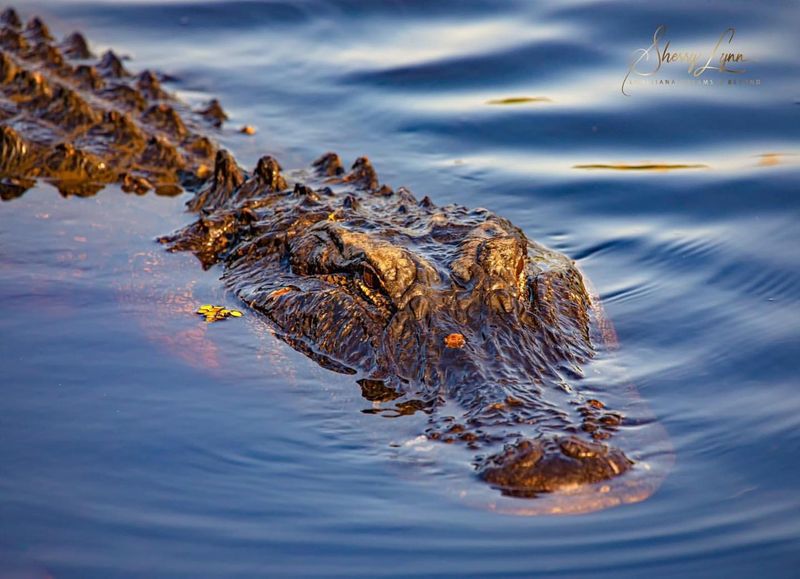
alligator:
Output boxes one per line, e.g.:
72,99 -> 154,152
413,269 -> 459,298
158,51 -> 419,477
0,8 -> 666,513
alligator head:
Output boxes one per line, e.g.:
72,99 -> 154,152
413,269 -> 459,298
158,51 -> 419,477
161,152 -> 641,506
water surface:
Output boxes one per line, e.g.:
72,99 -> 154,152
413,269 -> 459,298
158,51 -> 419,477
2,0 -> 800,577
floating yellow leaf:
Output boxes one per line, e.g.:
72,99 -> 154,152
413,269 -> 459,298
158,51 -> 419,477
196,304 -> 243,322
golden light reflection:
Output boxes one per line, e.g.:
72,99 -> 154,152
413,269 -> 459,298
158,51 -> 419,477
573,163 -> 709,172
486,96 -> 552,105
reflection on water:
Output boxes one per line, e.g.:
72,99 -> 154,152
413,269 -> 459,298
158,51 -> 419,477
2,0 -> 800,576
486,96 -> 552,105
573,163 -> 708,171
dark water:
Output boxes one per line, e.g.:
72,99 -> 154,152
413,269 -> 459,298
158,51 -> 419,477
2,0 -> 800,576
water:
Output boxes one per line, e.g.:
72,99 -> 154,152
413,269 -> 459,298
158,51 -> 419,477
2,0 -> 800,576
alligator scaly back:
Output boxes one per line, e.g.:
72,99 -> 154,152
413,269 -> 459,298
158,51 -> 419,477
0,7 -> 219,199
0,8 -> 669,513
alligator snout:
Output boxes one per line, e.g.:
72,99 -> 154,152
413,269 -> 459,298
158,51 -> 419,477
477,436 -> 633,497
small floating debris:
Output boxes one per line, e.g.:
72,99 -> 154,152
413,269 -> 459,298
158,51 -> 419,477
486,96 -> 551,105
753,152 -> 799,168
197,304 -> 243,322
239,125 -> 256,135
573,163 -> 708,172
757,153 -> 782,167
755,152 -> 800,167
444,333 -> 466,349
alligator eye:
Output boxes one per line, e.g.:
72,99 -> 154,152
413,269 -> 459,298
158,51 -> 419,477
357,264 -> 393,311
516,257 -> 525,278
362,265 -> 381,291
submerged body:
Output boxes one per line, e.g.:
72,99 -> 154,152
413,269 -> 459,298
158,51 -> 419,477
0,8 -> 667,512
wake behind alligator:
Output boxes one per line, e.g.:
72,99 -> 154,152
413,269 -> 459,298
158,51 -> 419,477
0,8 -> 669,514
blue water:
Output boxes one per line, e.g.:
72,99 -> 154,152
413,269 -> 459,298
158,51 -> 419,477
2,0 -> 800,576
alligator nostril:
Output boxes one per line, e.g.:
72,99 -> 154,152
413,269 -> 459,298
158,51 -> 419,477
513,441 -> 544,468
559,436 -> 608,459
477,436 -> 633,496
